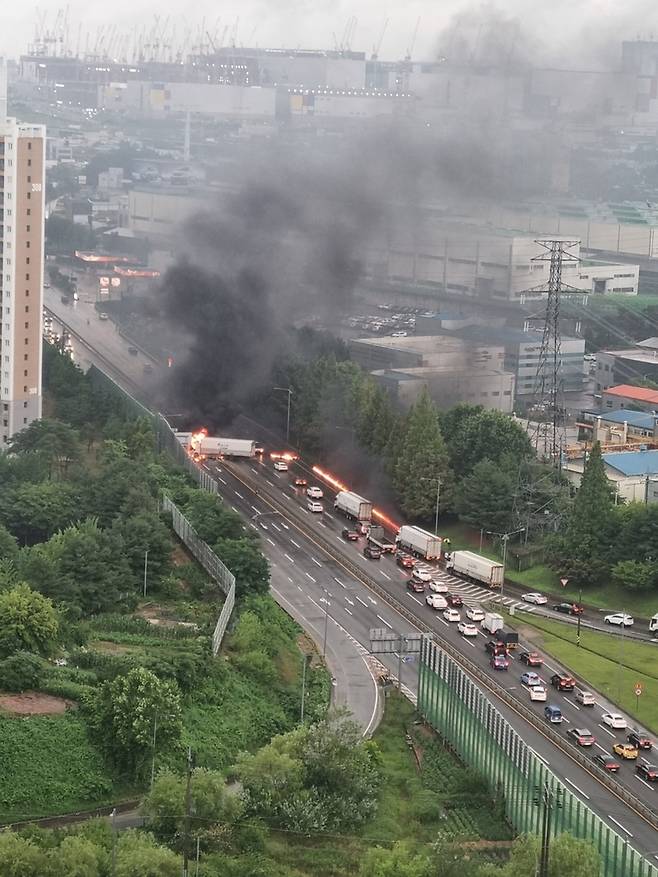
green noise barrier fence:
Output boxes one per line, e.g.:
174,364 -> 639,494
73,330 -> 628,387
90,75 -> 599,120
418,637 -> 657,877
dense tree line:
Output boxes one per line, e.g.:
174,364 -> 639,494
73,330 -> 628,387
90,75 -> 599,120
547,440 -> 658,592
268,352 -> 565,535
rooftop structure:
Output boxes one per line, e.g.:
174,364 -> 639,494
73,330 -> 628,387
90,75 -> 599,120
602,384 -> 658,410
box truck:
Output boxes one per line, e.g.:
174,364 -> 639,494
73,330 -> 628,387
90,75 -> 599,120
191,436 -> 257,459
396,526 -> 442,561
445,551 -> 503,588
650,613 -> 658,633
482,612 -> 504,635
333,491 -> 373,522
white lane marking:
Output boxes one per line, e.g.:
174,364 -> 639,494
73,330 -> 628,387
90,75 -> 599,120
267,537 -> 276,546
318,521 -> 327,528
251,467 -> 258,474
325,512 -> 334,520
249,523 -> 258,530
356,595 -> 368,607
636,776 -> 655,791
334,577 -> 346,588
437,617 -> 449,627
311,557 -> 322,567
297,585 -> 302,591
218,476 -> 227,485
305,573 -> 316,583
266,479 -> 276,487
376,614 -> 393,629
598,725 -> 616,738
290,539 -> 301,548
529,748 -> 550,766
231,505 -> 239,513
282,493 -> 291,499
345,608 -> 353,616
280,521 -> 289,529
251,505 -> 260,513
571,703 -> 580,711
235,491 -> 244,499
408,595 -> 422,605
608,815 -> 633,837
284,553 -> 295,564
272,471 -> 280,478
564,777 -> 590,800
380,571 -> 391,581
301,507 -> 309,514
345,597 -> 354,606
367,596 -> 376,605
260,523 -> 268,531
594,743 -> 609,754
287,577 -> 293,583
464,638 -> 476,649
271,522 -> 281,532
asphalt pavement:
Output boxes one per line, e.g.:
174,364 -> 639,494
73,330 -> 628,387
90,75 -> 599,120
208,453 -> 658,863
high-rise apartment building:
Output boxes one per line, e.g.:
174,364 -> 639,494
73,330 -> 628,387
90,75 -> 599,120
0,61 -> 45,444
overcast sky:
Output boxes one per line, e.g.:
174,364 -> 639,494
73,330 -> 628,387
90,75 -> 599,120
4,1 -> 658,66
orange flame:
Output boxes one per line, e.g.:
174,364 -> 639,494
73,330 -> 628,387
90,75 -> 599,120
270,451 -> 299,461
312,465 -> 400,533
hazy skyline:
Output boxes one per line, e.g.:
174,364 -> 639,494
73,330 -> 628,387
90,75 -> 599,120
5,1 -> 658,66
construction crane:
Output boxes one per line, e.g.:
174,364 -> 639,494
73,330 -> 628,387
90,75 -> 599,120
405,17 -> 421,61
371,18 -> 389,61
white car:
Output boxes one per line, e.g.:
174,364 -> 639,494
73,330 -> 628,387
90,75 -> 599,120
522,592 -> 548,605
429,579 -> 449,594
306,486 -> 323,499
465,606 -> 485,622
529,685 -> 547,702
273,460 -> 289,471
601,712 -> 627,730
604,613 -> 634,627
443,608 -> 461,623
307,500 -> 323,513
412,568 -> 432,583
457,621 -> 478,637
426,593 -> 448,610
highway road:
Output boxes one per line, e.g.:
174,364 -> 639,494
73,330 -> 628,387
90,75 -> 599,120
203,451 -> 658,863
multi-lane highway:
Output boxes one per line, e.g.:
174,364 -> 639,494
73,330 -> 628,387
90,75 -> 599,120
203,451 -> 658,862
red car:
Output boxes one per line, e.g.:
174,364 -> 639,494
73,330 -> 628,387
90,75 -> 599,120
491,655 -> 510,671
628,731 -> 653,751
485,640 -> 508,656
551,673 -> 576,691
396,553 -> 416,569
446,593 -> 463,607
592,754 -> 620,773
519,651 -> 543,667
636,762 -> 658,782
294,477 -> 307,487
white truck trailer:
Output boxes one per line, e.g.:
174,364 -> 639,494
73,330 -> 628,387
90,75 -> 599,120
445,551 -> 503,588
482,612 -> 504,635
333,491 -> 373,522
191,436 -> 257,459
396,525 -> 442,561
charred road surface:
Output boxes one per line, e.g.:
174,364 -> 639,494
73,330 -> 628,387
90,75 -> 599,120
205,454 -> 658,862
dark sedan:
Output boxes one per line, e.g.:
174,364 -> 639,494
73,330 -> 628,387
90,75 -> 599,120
552,602 -> 584,616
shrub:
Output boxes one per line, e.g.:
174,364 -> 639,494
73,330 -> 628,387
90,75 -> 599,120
0,652 -> 43,692
411,789 -> 443,824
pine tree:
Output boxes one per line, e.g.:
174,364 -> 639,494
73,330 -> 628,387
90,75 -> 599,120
393,388 -> 455,522
569,441 -> 615,538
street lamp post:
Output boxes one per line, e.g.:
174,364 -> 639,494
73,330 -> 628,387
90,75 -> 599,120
420,476 -> 442,536
486,527 -> 525,604
319,589 -> 331,658
273,386 -> 293,445
143,549 -> 149,598
576,586 -> 583,647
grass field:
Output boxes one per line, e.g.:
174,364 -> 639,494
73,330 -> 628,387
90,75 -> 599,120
517,614 -> 658,734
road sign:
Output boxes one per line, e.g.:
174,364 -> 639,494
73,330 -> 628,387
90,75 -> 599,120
635,687 -> 643,697
560,578 -> 569,588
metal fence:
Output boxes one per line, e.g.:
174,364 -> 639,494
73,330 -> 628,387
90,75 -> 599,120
162,496 -> 235,654
418,637 -> 657,877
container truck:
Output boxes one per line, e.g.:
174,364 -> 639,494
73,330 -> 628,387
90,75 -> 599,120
191,436 -> 256,459
366,525 -> 396,554
482,612 -> 504,635
445,550 -> 503,588
333,491 -> 373,522
396,526 -> 442,561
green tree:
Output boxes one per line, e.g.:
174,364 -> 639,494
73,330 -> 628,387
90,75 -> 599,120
393,389 -> 454,521
9,418 -> 81,479
479,832 -> 599,877
90,667 -> 183,773
0,651 -> 43,691
112,511 -> 172,588
47,835 -> 103,877
0,831 -> 50,876
183,492 -> 245,544
125,417 -> 156,460
114,830 -> 179,877
0,524 -> 19,562
611,558 -> 658,592
456,459 -> 515,532
440,405 -> 533,478
0,481 -> 81,544
214,538 -> 270,599
142,768 -> 243,847
0,583 -> 59,658
359,842 -> 432,877
547,442 -> 616,586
